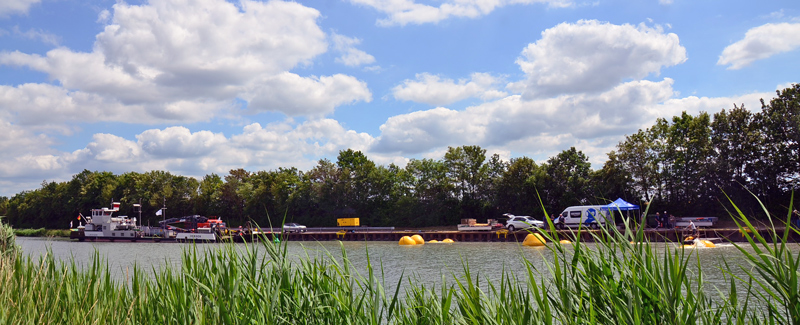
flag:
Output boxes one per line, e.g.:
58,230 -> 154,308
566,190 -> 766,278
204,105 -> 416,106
156,208 -> 163,216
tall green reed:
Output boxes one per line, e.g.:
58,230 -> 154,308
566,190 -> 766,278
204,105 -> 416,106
0,217 -> 19,259
724,192 -> 800,324
2,198 -> 800,324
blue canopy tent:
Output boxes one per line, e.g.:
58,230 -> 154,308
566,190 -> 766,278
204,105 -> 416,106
601,198 -> 640,211
600,198 -> 640,227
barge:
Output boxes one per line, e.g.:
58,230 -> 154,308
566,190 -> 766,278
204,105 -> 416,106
70,202 -> 226,243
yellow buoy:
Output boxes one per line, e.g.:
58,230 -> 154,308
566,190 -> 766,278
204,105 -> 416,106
559,239 -> 571,244
523,233 -> 546,246
701,240 -> 716,248
428,239 -> 439,243
411,234 -> 425,245
399,236 -> 416,245
442,238 -> 455,243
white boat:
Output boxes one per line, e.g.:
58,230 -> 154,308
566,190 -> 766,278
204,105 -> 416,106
175,227 -> 217,242
79,201 -> 141,240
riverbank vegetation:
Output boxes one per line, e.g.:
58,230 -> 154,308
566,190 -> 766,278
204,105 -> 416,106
1,198 -> 799,324
12,228 -> 70,237
1,85 -> 797,230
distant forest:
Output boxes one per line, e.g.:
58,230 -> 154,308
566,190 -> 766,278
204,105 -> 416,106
1,85 -> 798,229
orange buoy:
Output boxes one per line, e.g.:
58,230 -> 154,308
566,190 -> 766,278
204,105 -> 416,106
399,236 -> 416,245
523,233 -> 546,246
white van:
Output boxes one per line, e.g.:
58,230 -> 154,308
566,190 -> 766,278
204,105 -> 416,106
554,205 -> 611,229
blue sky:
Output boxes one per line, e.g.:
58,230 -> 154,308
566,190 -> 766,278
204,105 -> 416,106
1,0 -> 798,197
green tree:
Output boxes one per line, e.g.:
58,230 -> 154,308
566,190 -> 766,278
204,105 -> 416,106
710,105 -> 758,214
591,151 -> 635,204
495,157 -> 541,216
662,112 -> 713,214
544,147 -> 593,209
751,84 -> 800,203
197,174 -> 225,217
406,158 -> 457,226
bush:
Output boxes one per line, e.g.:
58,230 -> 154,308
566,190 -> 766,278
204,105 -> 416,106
14,228 -> 46,237
0,217 -> 20,259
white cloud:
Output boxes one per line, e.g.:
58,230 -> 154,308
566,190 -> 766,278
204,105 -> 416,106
392,72 -> 507,106
0,83 -> 226,130
349,0 -> 572,26
331,32 -> 376,67
0,0 -> 371,126
0,118 -> 378,195
516,20 -> 686,98
97,9 -> 111,23
0,116 -> 68,195
0,0 -> 41,17
718,23 -> 800,70
138,127 -> 227,158
12,26 -> 60,46
656,90 -> 774,116
374,79 -> 678,154
373,77 -> 772,159
245,72 -> 372,116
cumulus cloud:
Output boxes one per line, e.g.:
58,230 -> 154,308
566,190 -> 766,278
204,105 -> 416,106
0,83 -> 226,130
0,0 -> 41,17
374,79 -> 677,154
138,127 -> 227,158
392,73 -> 507,106
331,32 -> 376,67
718,22 -> 800,70
349,0 -> 572,26
373,77 -> 771,158
516,20 -> 686,98
245,72 -> 372,116
0,0 -> 371,126
0,118 -> 377,196
0,116 -> 68,194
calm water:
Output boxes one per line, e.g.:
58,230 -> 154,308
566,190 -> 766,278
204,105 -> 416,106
15,237 -> 787,292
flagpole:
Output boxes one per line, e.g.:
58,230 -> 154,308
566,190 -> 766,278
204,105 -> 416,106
162,198 -> 166,237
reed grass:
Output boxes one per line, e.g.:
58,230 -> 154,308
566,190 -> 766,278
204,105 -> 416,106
13,228 -> 71,237
0,195 -> 798,324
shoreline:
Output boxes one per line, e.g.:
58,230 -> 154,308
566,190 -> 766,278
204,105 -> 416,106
15,225 -> 798,243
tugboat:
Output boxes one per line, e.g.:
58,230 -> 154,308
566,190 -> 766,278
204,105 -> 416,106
72,201 -> 141,241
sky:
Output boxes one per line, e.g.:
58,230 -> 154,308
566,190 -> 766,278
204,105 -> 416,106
0,0 -> 798,197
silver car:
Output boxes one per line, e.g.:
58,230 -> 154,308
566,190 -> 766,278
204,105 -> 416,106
503,214 -> 544,231
282,223 -> 307,233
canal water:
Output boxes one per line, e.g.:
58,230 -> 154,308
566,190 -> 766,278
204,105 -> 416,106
17,236 -> 771,292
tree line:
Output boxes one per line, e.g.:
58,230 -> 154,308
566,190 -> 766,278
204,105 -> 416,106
1,85 -> 798,229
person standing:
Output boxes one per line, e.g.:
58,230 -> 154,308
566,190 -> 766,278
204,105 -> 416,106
793,210 -> 800,228
655,212 -> 661,229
